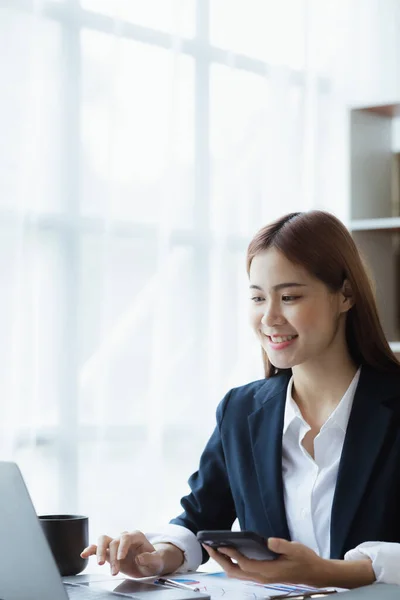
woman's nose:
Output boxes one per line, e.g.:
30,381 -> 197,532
261,305 -> 286,327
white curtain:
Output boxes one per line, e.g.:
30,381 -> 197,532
0,0 -> 384,549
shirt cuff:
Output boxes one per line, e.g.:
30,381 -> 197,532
344,541 -> 400,585
146,523 -> 203,573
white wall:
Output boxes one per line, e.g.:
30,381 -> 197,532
319,0 -> 400,221
337,0 -> 400,107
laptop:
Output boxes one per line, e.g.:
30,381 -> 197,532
0,461 -> 210,600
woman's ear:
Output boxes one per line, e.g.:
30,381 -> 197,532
340,279 -> 354,313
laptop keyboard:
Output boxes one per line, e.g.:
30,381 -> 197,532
65,583 -> 130,598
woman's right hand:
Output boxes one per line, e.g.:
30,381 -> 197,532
80,530 -> 184,578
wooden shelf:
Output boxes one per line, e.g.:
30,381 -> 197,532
350,105 -> 400,343
353,103 -> 400,118
350,217 -> 400,232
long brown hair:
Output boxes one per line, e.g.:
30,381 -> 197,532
246,210 -> 400,378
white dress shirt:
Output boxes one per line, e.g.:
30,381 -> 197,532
147,368 -> 400,584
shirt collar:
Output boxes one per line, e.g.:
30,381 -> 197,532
283,367 -> 361,436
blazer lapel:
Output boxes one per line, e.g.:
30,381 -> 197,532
330,366 -> 400,558
248,373 -> 291,541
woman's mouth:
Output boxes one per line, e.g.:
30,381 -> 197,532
265,334 -> 298,350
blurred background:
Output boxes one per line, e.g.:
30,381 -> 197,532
1,0 -> 400,555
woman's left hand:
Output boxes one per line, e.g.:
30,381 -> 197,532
203,537 -> 328,587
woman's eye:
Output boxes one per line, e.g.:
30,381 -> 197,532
282,295 -> 299,302
250,296 -> 264,303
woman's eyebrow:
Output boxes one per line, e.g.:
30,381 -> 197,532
249,283 -> 307,291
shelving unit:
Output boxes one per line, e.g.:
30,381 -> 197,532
350,217 -> 400,232
349,103 -> 400,356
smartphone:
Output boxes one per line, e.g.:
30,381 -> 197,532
197,530 -> 279,561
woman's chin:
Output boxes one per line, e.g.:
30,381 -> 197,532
273,361 -> 295,370
265,350 -> 298,370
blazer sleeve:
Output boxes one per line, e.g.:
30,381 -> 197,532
169,389 -> 237,563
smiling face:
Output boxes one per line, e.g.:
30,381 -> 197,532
249,247 -> 352,371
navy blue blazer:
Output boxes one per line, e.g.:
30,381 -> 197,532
170,365 -> 400,563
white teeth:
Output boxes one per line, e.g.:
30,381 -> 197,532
270,335 -> 296,343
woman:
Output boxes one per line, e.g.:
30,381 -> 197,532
81,210 -> 400,588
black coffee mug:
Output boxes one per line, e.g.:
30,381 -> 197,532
39,514 -> 89,576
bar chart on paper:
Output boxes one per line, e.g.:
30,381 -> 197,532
167,572 -> 329,599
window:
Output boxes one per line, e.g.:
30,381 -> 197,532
0,0 -> 339,543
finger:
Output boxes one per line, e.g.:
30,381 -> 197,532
268,537 -> 291,555
203,545 -> 233,568
124,531 -> 153,555
217,547 -> 260,573
96,535 -> 113,565
203,545 -> 242,577
218,546 -> 255,571
210,552 -> 255,582
117,533 -> 133,560
109,539 -> 121,575
135,551 -> 164,576
80,544 -> 97,558
217,547 -> 243,561
212,547 -> 278,584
